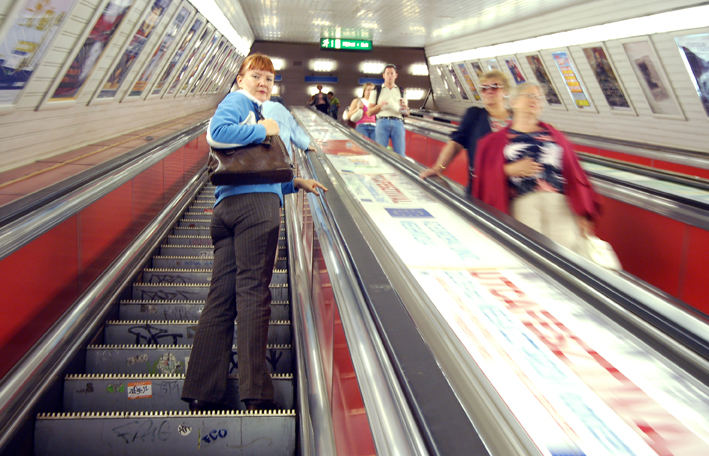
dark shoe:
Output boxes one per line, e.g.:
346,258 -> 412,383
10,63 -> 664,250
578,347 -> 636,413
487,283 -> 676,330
243,399 -> 277,411
188,399 -> 227,412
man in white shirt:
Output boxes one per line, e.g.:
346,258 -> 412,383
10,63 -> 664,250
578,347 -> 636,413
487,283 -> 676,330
368,64 -> 408,156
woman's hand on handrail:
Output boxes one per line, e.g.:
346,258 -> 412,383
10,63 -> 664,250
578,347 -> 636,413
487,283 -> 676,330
294,178 -> 328,196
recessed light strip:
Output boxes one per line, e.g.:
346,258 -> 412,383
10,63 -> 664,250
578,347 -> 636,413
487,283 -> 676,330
429,5 -> 709,65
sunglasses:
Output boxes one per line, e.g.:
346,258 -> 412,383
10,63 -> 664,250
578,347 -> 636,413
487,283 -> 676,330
481,83 -> 502,92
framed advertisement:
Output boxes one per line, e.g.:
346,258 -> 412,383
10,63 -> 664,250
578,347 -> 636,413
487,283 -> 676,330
434,64 -> 456,99
164,24 -> 213,96
189,37 -> 225,95
581,44 -> 634,113
523,53 -> 564,108
455,61 -> 481,101
550,49 -> 595,111
446,63 -> 469,100
125,1 -> 193,99
203,46 -> 233,94
484,58 -> 500,72
470,61 -> 485,79
49,0 -> 135,101
96,0 -> 173,99
621,37 -> 683,118
148,13 -> 204,97
674,32 -> 709,117
176,30 -> 218,96
501,55 -> 526,85
0,0 -> 76,105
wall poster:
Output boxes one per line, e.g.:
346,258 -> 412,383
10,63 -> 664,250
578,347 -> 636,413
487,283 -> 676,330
128,3 -> 191,97
0,0 -> 75,104
675,32 -> 709,117
551,50 -> 594,110
50,0 -> 134,100
98,0 -> 173,98
503,56 -> 526,84
622,38 -> 682,117
177,31 -> 218,95
484,58 -> 500,71
166,25 -> 211,95
447,63 -> 469,100
470,61 -> 484,78
434,64 -> 456,99
582,45 -> 632,112
524,54 -> 563,106
151,15 -> 202,95
456,62 -> 481,101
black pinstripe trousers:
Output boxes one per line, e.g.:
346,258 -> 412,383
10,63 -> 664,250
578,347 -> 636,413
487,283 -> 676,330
182,192 -> 280,404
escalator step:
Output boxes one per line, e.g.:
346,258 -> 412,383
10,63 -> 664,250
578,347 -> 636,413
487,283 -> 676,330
140,268 -> 288,285
103,320 -> 292,346
118,300 -> 290,321
150,255 -> 287,269
172,227 -> 210,237
35,410 -> 295,455
177,218 -> 211,228
63,373 -> 294,412
165,235 -> 212,246
85,344 -> 293,375
159,244 -> 286,257
131,282 -> 289,301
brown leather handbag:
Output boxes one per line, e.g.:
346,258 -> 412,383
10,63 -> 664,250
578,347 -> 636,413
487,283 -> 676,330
207,111 -> 294,185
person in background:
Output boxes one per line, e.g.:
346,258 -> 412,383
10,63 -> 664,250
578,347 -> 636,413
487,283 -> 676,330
327,91 -> 340,119
368,64 -> 408,156
473,82 -> 600,252
181,53 -> 326,412
419,70 -> 511,194
348,83 -> 377,140
307,84 -> 329,114
262,99 -> 313,154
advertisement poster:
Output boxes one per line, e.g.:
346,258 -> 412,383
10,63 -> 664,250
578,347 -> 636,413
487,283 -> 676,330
582,46 -> 631,110
484,58 -> 500,71
470,61 -> 484,78
166,27 -> 210,95
456,62 -> 480,101
434,64 -> 455,99
525,54 -> 562,106
0,0 -> 75,104
51,0 -> 133,100
622,40 -> 682,117
177,32 -> 217,95
189,38 -> 224,94
675,33 -> 709,116
151,16 -> 202,95
204,47 -> 232,93
129,4 -> 190,97
98,0 -> 172,98
504,56 -> 526,84
447,63 -> 468,100
551,50 -> 593,110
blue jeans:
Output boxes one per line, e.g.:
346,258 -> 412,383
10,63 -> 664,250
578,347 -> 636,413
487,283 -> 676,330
375,118 -> 406,156
355,123 -> 376,140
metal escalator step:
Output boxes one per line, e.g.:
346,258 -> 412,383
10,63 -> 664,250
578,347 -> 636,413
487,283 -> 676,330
35,410 -> 295,455
85,344 -> 293,375
165,235 -> 212,246
159,244 -> 287,257
118,300 -> 290,321
140,268 -> 288,285
103,320 -> 292,346
152,256 -> 214,269
63,373 -> 294,412
172,226 -> 210,237
131,282 -> 289,301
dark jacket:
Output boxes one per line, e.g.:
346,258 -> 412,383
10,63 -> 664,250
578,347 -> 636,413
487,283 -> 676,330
450,107 -> 492,189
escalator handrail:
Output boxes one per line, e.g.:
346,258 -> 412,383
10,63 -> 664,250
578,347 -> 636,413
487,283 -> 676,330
0,124 -> 208,262
0,170 -> 206,452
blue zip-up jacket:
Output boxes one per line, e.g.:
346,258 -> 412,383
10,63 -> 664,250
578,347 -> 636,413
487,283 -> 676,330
207,89 -> 296,207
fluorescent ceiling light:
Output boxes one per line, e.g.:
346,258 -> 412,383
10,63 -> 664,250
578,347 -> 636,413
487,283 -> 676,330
429,5 -> 709,65
404,88 -> 426,100
309,59 -> 337,72
187,0 -> 251,55
408,63 -> 429,76
271,84 -> 280,96
359,60 -> 386,74
270,57 -> 285,71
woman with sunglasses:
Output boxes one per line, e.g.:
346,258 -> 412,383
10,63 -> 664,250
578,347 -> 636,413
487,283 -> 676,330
473,82 -> 600,252
420,70 -> 511,194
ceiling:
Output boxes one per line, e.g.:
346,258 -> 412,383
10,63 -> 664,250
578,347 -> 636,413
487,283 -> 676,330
235,0 -> 586,48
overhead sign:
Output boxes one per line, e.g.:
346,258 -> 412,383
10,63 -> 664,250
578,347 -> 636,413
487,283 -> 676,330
320,38 -> 372,51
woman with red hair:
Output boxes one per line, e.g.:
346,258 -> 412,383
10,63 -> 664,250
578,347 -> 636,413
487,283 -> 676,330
182,54 -> 325,412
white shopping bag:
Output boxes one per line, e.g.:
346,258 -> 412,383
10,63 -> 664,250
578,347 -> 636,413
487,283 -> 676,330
580,235 -> 622,270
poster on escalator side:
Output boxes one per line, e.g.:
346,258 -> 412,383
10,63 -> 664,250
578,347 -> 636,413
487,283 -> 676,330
551,50 -> 595,111
675,32 -> 709,117
97,0 -> 173,98
0,0 -> 76,104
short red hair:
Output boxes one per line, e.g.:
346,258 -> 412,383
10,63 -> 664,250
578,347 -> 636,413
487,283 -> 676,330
238,53 -> 274,75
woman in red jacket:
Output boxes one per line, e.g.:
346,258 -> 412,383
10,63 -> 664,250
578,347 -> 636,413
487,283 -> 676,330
473,82 -> 600,252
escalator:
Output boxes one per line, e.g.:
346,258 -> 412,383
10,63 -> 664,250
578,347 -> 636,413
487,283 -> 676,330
34,184 -> 296,455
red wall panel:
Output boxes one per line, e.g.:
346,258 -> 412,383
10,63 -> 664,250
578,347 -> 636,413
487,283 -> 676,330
679,226 -> 709,314
0,136 -> 210,378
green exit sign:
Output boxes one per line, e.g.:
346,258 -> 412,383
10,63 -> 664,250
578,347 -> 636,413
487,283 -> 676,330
320,38 -> 372,51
